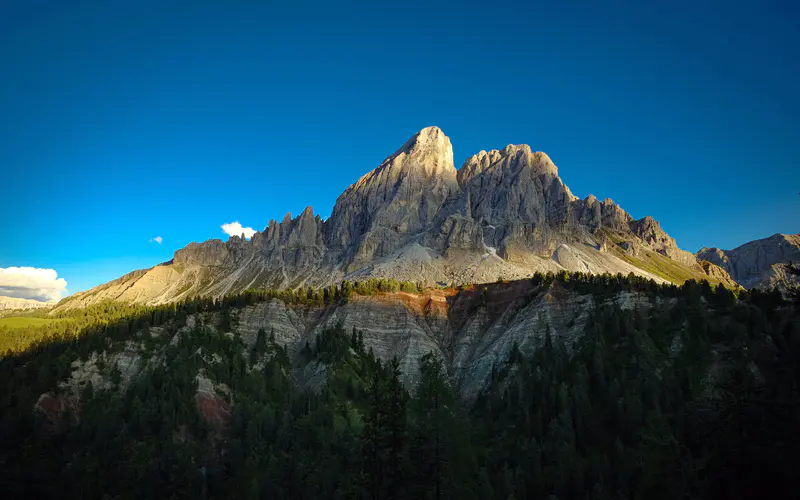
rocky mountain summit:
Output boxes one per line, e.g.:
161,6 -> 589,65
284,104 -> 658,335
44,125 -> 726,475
697,233 -> 800,290
57,127 -> 737,310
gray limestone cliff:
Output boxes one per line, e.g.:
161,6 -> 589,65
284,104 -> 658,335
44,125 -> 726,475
326,126 -> 458,269
697,233 -> 800,290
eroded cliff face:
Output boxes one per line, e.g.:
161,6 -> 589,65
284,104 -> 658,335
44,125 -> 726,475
51,280 -> 672,408
56,127 -> 732,312
51,282 -> 668,403
224,282 -> 665,398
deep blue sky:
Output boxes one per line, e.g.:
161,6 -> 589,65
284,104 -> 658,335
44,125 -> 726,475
1,0 -> 798,296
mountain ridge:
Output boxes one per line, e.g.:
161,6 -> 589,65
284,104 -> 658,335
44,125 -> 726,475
54,127 -> 741,311
0,296 -> 56,312
697,232 -> 800,290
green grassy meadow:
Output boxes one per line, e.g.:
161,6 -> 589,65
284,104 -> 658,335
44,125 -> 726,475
0,317 -> 58,330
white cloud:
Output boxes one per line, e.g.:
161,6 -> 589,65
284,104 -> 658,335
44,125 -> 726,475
0,267 -> 68,302
149,236 -> 163,244
221,221 -> 256,239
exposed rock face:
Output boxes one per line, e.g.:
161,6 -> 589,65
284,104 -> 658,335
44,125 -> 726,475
431,147 -> 578,258
109,280 -> 680,400
455,149 -> 573,228
697,233 -> 800,289
326,126 -> 458,269
629,216 -> 696,266
0,296 -> 56,311
43,283 -> 672,406
56,127 -> 735,312
758,262 -> 800,293
195,371 -> 232,428
697,260 -> 742,290
215,283 -> 670,398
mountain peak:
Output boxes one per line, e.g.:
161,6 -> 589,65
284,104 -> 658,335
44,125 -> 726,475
458,145 -> 559,187
325,126 -> 458,264
61,126 -> 758,312
392,126 -> 454,174
403,126 -> 446,149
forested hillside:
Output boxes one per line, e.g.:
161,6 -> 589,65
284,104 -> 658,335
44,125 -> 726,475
1,273 -> 799,499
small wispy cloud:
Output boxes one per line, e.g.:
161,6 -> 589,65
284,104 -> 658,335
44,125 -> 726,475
149,236 -> 163,244
221,221 -> 256,239
0,267 -> 68,302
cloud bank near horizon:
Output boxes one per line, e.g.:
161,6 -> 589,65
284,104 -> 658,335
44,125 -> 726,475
0,267 -> 68,302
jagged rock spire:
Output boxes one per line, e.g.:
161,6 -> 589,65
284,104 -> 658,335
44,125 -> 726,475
325,126 -> 459,266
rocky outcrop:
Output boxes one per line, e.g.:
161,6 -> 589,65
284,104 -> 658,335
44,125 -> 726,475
0,296 -> 56,311
56,127 -> 733,312
697,233 -> 800,289
430,147 -> 579,258
195,371 -> 232,428
217,282 -> 672,398
629,216 -> 696,266
697,260 -> 741,290
326,126 -> 458,269
757,262 -> 800,293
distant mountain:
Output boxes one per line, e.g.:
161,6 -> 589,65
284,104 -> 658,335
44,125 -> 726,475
0,296 -> 55,312
56,127 -> 736,311
697,233 -> 800,290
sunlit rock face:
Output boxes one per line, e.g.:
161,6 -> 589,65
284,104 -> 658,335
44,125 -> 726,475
629,216 -> 696,266
57,126 -> 735,312
325,126 -> 459,269
0,296 -> 55,311
697,233 -> 800,290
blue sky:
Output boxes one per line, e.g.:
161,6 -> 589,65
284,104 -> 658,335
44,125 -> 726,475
1,0 -> 798,297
